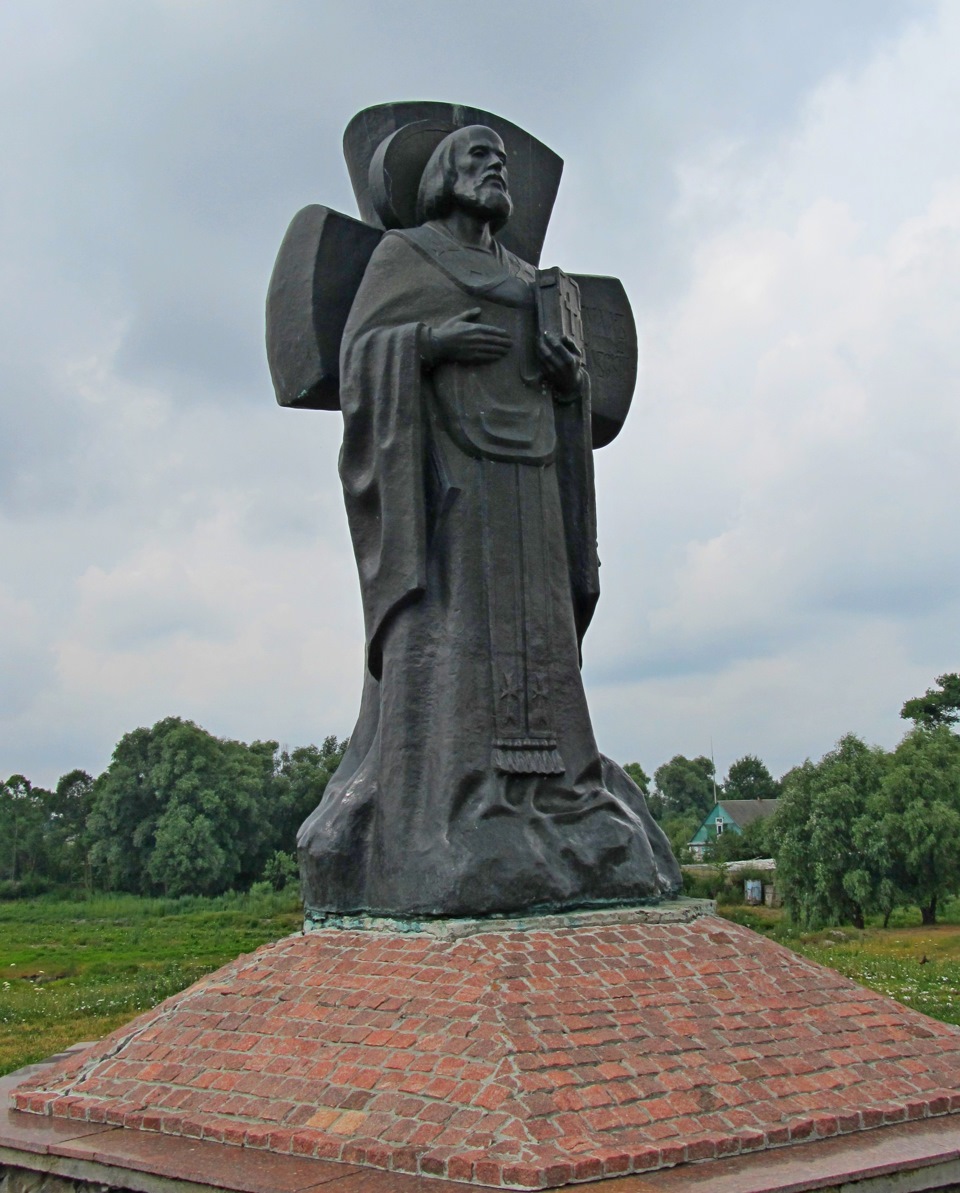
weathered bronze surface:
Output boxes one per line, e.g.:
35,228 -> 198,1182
267,102 -> 680,917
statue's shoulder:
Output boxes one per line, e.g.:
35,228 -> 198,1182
366,228 -> 421,264
390,225 -> 435,251
356,229 -> 433,292
385,225 -> 537,295
385,225 -> 452,269
377,225 -> 473,289
362,227 -> 457,284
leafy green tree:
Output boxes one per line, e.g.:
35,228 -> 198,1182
660,812 -> 699,862
262,850 -> 299,891
259,736 -> 347,856
708,814 -> 771,863
623,762 -> 661,817
87,719 -> 347,897
88,717 -> 268,896
848,814 -> 905,929
0,775 -> 50,884
723,755 -> 779,801
44,769 -> 94,886
148,805 -> 228,896
653,755 -> 718,821
901,673 -> 960,729
623,762 -> 650,794
870,726 -> 960,925
87,727 -> 163,892
769,734 -> 887,929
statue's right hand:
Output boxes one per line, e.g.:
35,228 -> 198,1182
424,308 -> 513,364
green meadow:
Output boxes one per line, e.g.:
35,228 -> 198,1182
3,894 -> 960,1078
724,901 -> 960,1026
0,888 -> 301,1076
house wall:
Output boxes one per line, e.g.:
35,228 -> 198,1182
689,805 -> 742,859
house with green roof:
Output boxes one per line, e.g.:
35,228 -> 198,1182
688,799 -> 780,861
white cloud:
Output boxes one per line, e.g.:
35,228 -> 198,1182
0,0 -> 950,787
587,1 -> 960,773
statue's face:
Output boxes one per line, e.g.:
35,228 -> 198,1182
450,127 -> 512,225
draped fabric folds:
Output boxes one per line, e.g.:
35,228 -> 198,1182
298,230 -> 681,917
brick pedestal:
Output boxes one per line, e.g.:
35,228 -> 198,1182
10,903 -> 960,1189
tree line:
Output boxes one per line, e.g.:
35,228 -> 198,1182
634,674 -> 960,928
624,752 -> 780,866
4,673 -> 958,919
4,714 -> 775,901
773,722 -> 960,928
0,717 -> 345,899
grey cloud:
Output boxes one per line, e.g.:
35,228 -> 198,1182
0,642 -> 56,720
0,0 -> 954,788
586,621 -> 804,685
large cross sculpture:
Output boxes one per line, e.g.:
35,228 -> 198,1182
263,101 -> 679,921
266,101 -> 637,450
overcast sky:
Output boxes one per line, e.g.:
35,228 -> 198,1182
2,0 -> 958,789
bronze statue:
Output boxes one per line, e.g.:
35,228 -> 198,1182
267,103 -> 680,918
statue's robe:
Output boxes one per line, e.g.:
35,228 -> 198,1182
298,224 -> 681,916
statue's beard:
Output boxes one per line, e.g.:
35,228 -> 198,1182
452,182 -> 513,231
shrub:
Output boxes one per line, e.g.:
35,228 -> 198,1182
682,869 -> 727,899
262,850 -> 299,892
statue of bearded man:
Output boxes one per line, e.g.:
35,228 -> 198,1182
297,125 -> 681,918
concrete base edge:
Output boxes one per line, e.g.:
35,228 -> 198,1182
6,1047 -> 960,1193
302,897 -> 716,937
2,1130 -> 960,1193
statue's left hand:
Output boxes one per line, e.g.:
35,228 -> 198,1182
538,330 -> 584,395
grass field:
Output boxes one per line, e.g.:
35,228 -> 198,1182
0,888 -> 301,1076
3,892 -> 960,1079
722,901 -> 960,1026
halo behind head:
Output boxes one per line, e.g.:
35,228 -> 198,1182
344,101 -> 563,265
367,120 -> 455,230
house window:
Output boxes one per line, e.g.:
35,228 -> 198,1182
715,819 -> 724,836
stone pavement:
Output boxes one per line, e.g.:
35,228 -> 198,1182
10,906 -> 960,1189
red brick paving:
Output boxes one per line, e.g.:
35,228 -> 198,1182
11,914 -> 960,1188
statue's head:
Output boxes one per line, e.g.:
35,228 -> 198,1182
416,126 -> 512,232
